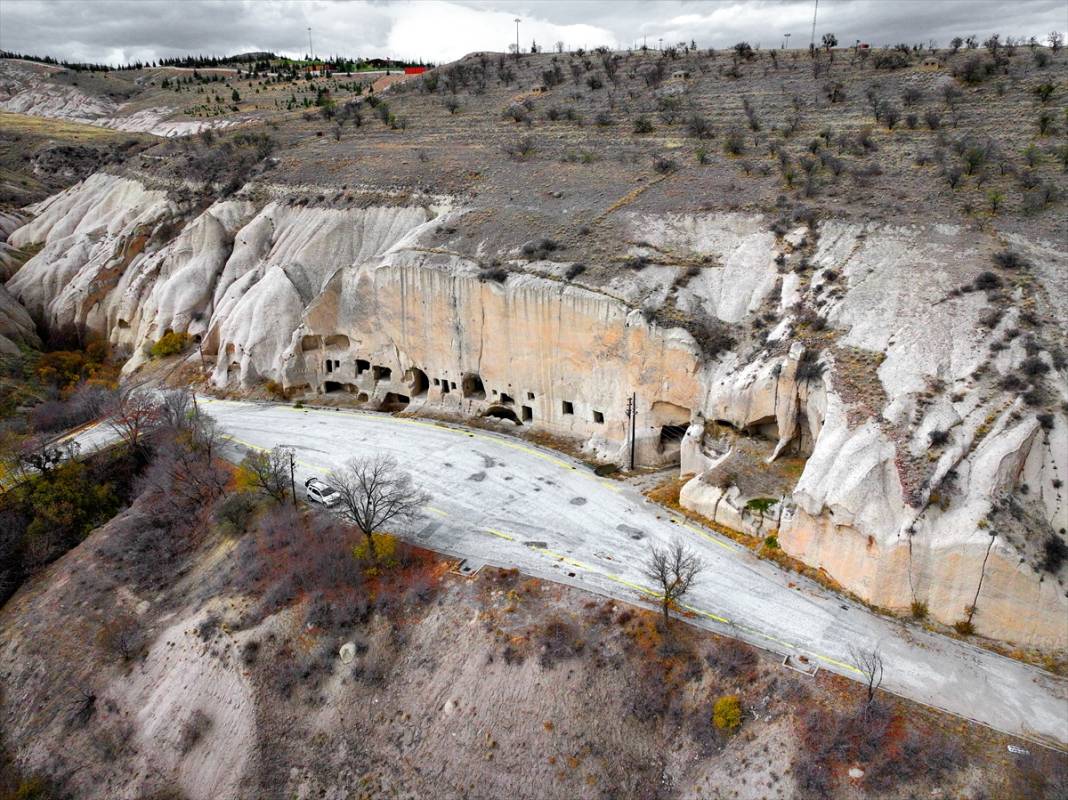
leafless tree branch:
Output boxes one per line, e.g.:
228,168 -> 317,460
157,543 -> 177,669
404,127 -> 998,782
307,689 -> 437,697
327,454 -> 431,558
643,540 -> 704,630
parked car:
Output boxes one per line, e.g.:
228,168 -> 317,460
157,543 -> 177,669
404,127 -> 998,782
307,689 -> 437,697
305,477 -> 340,508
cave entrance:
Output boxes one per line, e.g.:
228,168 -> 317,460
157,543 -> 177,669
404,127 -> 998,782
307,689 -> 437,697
744,415 -> 780,442
483,405 -> 521,425
324,381 -> 356,394
405,367 -> 429,398
462,373 -> 486,400
659,425 -> 688,447
380,393 -> 410,411
651,401 -> 691,459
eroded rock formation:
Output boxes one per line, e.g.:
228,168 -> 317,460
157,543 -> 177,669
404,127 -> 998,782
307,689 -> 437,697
5,173 -> 1066,648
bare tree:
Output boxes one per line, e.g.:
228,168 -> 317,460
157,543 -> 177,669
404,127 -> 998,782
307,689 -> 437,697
160,387 -> 194,430
850,645 -> 884,708
137,413 -> 228,525
327,454 -> 431,559
108,388 -> 161,458
97,613 -> 144,661
241,446 -> 294,505
643,540 -> 704,629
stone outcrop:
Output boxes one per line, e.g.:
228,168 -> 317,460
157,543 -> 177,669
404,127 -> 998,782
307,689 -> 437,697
5,173 -> 1066,649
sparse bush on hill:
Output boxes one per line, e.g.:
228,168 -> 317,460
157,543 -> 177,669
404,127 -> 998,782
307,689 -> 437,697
149,331 -> 191,358
653,154 -> 677,174
686,113 -> 714,139
503,135 -> 536,160
723,128 -> 745,155
955,55 -> 996,83
521,237 -> 560,259
632,115 -> 654,134
712,694 -> 742,731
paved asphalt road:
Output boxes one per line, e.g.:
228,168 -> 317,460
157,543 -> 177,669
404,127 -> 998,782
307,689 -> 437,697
71,398 -> 1068,747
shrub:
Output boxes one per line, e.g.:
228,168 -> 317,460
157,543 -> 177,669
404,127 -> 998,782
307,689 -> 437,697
993,249 -> 1030,269
686,114 -> 714,139
633,116 -> 654,134
953,619 -> 975,635
97,613 -> 144,662
1033,82 -> 1056,103
1021,356 -> 1049,376
564,263 -> 586,280
763,535 -> 779,549
1042,535 -> 1067,573
712,695 -> 742,731
974,271 -> 1001,290
924,109 -> 942,130
150,331 -> 191,358
927,429 -> 950,447
910,600 -> 928,619
954,55 -> 994,83
478,267 -> 507,283
215,491 -> 257,534
872,49 -> 910,70
521,238 -> 560,259
503,135 -> 536,160
538,617 -> 585,667
1038,110 -> 1056,135
723,128 -> 745,155
687,317 -> 735,359
652,155 -> 677,174
705,638 -> 757,679
353,531 -> 400,567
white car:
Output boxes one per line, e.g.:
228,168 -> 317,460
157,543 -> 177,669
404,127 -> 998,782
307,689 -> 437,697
305,477 -> 340,508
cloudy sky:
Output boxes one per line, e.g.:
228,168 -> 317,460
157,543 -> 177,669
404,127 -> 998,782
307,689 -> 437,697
0,0 -> 1063,66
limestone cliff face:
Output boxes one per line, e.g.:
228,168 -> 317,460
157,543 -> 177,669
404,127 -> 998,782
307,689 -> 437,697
5,174 -> 1066,649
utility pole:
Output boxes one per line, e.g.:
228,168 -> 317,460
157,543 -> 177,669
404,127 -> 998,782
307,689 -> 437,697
783,32 -> 791,50
809,0 -> 818,51
288,447 -> 297,509
514,17 -> 521,58
625,394 -> 637,471
307,26 -> 314,59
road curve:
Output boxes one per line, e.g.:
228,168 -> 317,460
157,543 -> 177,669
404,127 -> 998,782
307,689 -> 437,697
74,397 -> 1068,747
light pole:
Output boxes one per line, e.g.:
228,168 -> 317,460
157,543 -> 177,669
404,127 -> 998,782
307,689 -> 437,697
514,17 -> 520,57
809,0 -> 818,51
783,33 -> 791,50
658,37 -> 663,51
307,26 -> 313,59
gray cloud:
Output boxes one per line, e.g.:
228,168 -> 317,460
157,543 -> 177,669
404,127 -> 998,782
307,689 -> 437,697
0,0 -> 1063,65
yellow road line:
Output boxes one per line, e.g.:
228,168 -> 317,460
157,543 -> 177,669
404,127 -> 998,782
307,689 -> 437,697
812,653 -> 864,674
681,603 -> 730,624
682,521 -> 738,552
736,623 -> 796,649
603,573 -> 660,598
484,527 -> 515,541
426,506 -> 448,517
